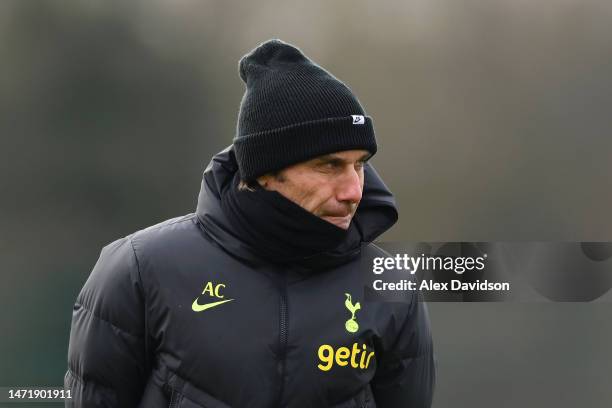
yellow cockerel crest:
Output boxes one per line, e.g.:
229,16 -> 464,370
344,293 -> 361,333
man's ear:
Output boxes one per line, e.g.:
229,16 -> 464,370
257,171 -> 284,190
257,174 -> 271,189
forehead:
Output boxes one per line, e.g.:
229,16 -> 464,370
278,149 -> 372,175
307,149 -> 372,163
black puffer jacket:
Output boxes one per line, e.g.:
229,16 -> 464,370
65,146 -> 435,407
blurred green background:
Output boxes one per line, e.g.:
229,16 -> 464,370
1,1 -> 611,406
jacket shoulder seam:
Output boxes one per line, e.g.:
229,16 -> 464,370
129,237 -> 153,374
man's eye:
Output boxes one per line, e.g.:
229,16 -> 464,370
355,161 -> 365,171
321,162 -> 339,170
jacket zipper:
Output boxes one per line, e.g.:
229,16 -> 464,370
276,276 -> 288,407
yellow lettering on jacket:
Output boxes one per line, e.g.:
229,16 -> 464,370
202,282 -> 225,298
317,343 -> 375,371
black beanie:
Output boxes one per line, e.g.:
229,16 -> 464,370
233,39 -> 377,181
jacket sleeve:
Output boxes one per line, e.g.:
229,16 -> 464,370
371,293 -> 436,408
65,236 -> 150,407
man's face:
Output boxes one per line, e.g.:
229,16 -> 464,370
257,149 -> 371,229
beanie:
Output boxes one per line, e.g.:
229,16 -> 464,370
233,39 -> 377,181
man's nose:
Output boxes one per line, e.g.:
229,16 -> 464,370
336,168 -> 363,204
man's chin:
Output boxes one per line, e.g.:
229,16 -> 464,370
321,215 -> 352,230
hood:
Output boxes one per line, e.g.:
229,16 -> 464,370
195,145 -> 398,270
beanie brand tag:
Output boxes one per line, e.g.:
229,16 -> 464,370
351,115 -> 365,125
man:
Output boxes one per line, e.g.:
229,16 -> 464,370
65,39 -> 435,407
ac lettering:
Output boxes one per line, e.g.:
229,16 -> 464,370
202,282 -> 226,299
